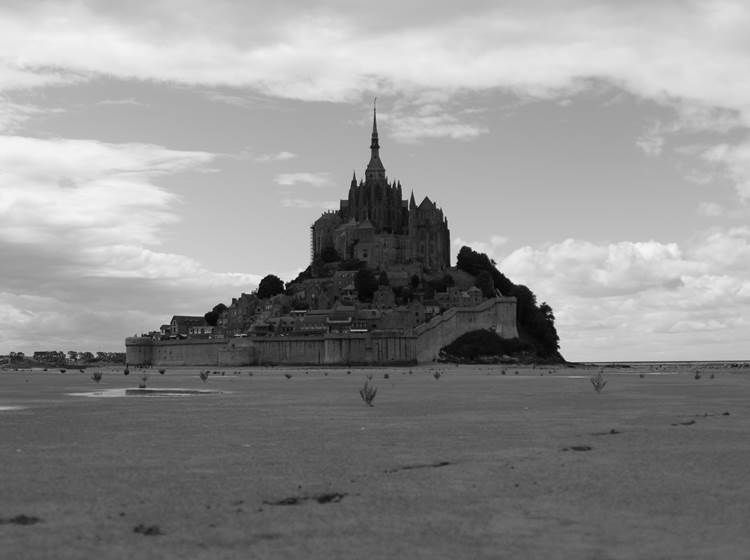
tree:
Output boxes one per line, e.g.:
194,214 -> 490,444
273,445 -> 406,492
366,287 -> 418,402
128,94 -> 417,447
204,303 -> 228,326
257,274 -> 285,299
410,274 -> 421,289
456,245 -> 562,359
475,270 -> 495,299
378,270 -> 389,286
354,268 -> 378,302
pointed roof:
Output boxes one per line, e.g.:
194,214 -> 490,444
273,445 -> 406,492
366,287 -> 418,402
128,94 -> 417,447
366,99 -> 385,178
419,196 -> 435,209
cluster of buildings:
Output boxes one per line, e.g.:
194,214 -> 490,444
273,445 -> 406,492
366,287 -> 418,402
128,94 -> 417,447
2,350 -> 126,366
127,105 -> 518,366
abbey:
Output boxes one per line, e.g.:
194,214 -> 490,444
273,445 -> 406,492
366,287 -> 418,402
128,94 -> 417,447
125,106 -> 520,367
311,107 -> 451,271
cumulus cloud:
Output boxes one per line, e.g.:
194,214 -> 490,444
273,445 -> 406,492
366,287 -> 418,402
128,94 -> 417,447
494,229 -> 750,360
0,135 -> 265,352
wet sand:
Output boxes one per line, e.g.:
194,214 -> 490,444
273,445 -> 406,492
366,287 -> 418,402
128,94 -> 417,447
1,363 -> 749,559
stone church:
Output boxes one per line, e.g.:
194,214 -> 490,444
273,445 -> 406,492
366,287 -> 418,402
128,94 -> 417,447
311,106 -> 451,271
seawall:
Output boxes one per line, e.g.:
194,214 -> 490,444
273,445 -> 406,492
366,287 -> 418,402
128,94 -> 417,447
126,297 -> 517,367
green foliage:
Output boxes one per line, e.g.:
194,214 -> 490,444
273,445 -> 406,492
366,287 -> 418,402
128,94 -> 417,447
257,274 -> 285,299
443,330 -> 531,360
204,302 -> 227,326
475,270 -> 495,298
354,268 -> 378,302
456,245 -> 561,359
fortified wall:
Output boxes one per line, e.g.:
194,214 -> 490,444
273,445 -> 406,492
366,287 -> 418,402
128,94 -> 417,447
126,297 -> 517,367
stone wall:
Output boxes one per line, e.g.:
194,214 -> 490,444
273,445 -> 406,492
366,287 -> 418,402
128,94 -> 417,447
125,297 -> 517,366
413,297 -> 518,363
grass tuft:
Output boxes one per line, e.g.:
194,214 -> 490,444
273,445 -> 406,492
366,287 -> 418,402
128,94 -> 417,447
359,380 -> 377,407
590,371 -> 607,393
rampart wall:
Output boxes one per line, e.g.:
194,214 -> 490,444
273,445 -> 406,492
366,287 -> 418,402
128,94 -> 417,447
125,297 -> 517,367
413,297 -> 518,362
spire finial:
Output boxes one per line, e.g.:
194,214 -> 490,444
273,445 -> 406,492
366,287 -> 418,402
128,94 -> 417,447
372,97 -> 378,135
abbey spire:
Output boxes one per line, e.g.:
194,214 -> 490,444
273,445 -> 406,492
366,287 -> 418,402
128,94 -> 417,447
365,99 -> 385,181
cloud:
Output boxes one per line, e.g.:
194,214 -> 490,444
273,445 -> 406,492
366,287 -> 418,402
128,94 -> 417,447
495,229 -> 750,360
700,142 -> 750,199
697,202 -> 724,217
635,122 -> 665,157
255,151 -> 296,163
0,99 -> 64,133
2,2 -> 749,196
0,135 -> 267,353
96,97 -> 147,107
0,136 -> 214,246
274,172 -> 332,187
280,197 -> 338,210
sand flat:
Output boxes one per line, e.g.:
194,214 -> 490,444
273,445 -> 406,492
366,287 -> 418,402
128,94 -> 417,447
1,363 -> 749,559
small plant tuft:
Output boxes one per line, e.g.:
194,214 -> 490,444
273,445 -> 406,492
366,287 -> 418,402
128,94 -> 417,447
694,370 -> 701,380
590,371 -> 607,393
384,373 -> 389,379
359,380 -> 377,406
91,371 -> 103,383
433,371 -> 441,380
366,373 -> 373,381
123,367 -> 130,376
138,375 -> 148,389
158,368 -> 166,375
199,371 -> 209,383
284,373 -> 292,379
60,369 -> 66,374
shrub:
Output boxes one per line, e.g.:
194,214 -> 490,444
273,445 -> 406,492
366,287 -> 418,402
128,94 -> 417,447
590,371 -> 607,393
138,375 -> 148,389
124,367 -> 130,376
694,370 -> 702,380
91,371 -> 102,383
433,371 -> 441,380
284,373 -> 292,379
60,369 -> 66,374
199,371 -> 209,382
359,380 -> 377,406
158,368 -> 166,375
442,330 -> 531,361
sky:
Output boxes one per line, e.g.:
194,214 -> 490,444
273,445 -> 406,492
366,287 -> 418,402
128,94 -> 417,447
1,0 -> 750,361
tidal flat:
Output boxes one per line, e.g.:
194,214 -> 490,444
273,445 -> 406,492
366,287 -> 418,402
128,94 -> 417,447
1,363 -> 749,559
